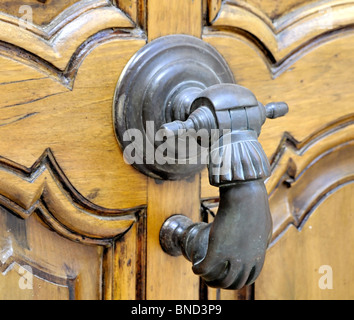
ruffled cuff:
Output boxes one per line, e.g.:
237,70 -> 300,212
209,130 -> 271,186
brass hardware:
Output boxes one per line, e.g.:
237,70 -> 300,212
113,35 -> 288,289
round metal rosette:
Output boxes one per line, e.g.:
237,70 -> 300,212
113,34 -> 235,180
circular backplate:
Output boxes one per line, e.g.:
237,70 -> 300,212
113,35 -> 235,180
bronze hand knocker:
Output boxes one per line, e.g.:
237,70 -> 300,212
113,35 -> 288,289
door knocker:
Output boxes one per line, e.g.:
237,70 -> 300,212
113,35 -> 288,289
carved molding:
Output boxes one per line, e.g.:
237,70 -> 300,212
267,114 -> 354,191
114,0 -> 147,28
267,115 -> 354,243
0,0 -> 81,26
0,0 -> 136,70
207,0 -> 354,64
0,148 -> 143,245
208,0 -> 223,22
0,29 -> 144,89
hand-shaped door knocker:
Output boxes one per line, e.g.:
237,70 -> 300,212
113,35 -> 288,289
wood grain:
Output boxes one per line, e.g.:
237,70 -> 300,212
115,0 -> 138,23
208,0 -> 222,22
144,0 -> 204,300
146,178 -> 201,300
147,0 -> 202,41
0,36 -> 147,210
0,149 -> 142,244
268,124 -> 354,240
237,0 -> 318,21
115,0 -> 146,28
256,182 -> 354,299
110,209 -> 147,300
0,206 -> 103,300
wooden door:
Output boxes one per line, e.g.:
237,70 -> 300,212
0,0 -> 353,300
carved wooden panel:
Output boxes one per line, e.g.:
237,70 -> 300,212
0,11 -> 146,209
201,0 -> 354,197
0,202 -> 147,299
257,182 -> 354,299
0,1 -> 134,71
202,125 -> 354,299
208,0 -> 354,61
0,0 -> 144,29
267,121 -> 354,240
0,0 -> 148,300
202,0 -> 354,299
0,205 -> 101,300
0,0 -> 353,300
